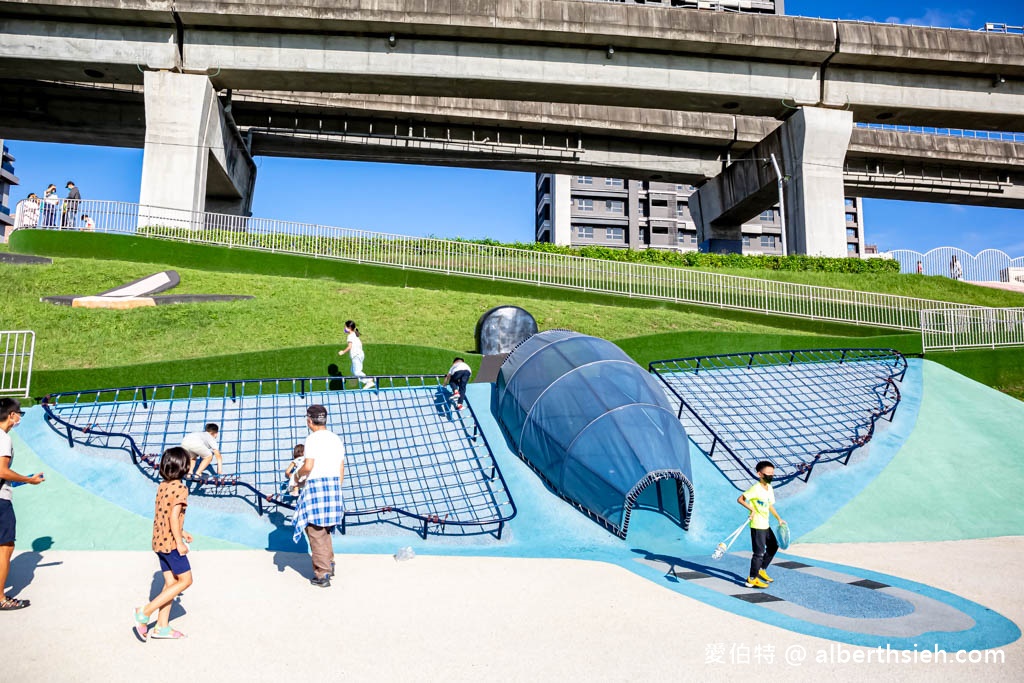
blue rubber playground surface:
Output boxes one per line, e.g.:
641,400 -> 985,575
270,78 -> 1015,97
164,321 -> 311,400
14,357 -> 1023,652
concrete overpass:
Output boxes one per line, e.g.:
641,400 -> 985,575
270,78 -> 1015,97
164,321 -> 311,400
5,80 -> 1022,208
2,0 -> 1023,129
2,0 -> 1024,252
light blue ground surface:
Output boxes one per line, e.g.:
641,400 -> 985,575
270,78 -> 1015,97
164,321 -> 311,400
15,358 -> 1021,650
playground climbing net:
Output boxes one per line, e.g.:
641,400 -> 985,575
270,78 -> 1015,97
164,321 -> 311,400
42,375 -> 517,539
649,348 -> 907,488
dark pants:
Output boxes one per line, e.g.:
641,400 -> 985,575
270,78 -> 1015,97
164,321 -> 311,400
306,524 -> 334,580
748,527 -> 778,579
62,201 -> 78,227
448,370 -> 471,398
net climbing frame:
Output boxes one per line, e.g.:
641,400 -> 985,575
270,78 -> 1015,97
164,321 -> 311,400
42,375 -> 517,539
649,348 -> 907,488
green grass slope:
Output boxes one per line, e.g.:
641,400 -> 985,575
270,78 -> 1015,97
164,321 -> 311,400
5,229 -> 1022,402
802,361 -> 1024,542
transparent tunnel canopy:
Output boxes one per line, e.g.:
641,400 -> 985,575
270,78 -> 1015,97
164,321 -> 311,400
497,330 -> 694,537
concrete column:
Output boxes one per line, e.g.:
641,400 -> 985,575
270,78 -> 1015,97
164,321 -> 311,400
627,181 -> 640,250
690,107 -> 853,257
139,71 -> 255,224
779,108 -> 853,256
550,174 -> 572,246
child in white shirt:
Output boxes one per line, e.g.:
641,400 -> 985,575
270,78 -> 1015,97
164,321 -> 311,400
338,320 -> 375,389
283,444 -> 306,496
444,357 -> 473,410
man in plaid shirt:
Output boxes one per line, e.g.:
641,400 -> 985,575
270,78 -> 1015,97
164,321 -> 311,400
292,405 -> 346,587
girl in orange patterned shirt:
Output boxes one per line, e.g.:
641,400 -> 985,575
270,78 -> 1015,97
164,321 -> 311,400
133,447 -> 193,640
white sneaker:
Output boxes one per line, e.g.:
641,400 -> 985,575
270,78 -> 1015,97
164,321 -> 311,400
362,379 -> 375,389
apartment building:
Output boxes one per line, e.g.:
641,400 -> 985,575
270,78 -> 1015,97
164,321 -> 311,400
535,174 -> 866,257
0,141 -> 19,235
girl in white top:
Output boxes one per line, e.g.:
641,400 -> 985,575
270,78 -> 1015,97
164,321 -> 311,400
338,320 -> 375,389
283,444 -> 306,496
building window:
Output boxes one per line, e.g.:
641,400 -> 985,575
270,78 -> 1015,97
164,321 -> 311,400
605,178 -> 624,187
846,228 -> 857,240
652,199 -> 668,208
845,212 -> 857,222
676,203 -> 686,217
575,176 -> 593,185
653,226 -> 669,235
637,201 -> 646,217
742,236 -> 751,247
676,184 -> 685,191
760,235 -> 777,248
760,210 -> 775,222
847,243 -> 858,253
845,198 -> 855,207
577,198 -> 593,211
605,200 -> 624,213
606,227 -> 624,241
576,226 -> 594,239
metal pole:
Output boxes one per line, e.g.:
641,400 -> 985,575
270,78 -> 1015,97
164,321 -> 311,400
770,153 -> 787,256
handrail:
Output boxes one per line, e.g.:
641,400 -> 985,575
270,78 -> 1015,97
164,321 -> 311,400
11,198 -> 983,333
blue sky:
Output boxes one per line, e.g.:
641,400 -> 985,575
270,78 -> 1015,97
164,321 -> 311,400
5,0 -> 1023,256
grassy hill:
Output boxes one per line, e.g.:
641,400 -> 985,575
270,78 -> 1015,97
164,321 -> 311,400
3,230 -> 1021,401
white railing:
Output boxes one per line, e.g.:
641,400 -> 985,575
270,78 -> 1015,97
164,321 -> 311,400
12,199 -> 984,332
0,331 -> 35,398
886,247 -> 1024,283
921,307 -> 1024,351
855,122 -> 1024,144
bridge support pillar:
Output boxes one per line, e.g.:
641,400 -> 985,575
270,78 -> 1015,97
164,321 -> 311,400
691,107 -> 853,257
139,71 -> 255,223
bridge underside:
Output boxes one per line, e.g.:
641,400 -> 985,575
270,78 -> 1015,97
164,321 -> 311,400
3,79 -> 1023,212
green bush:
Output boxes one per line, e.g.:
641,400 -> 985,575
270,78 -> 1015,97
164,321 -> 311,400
454,238 -> 900,274
134,225 -> 899,275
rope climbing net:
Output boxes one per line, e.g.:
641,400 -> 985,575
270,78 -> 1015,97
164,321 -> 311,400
649,348 -> 907,488
42,375 -> 517,538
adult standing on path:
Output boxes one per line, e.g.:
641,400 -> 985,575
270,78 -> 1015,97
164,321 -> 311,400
0,398 -> 45,611
42,184 -> 59,228
291,405 -> 346,587
63,181 -> 81,228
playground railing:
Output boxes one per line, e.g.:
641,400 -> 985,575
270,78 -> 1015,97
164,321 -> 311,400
14,199 -> 987,334
920,307 -> 1024,351
0,331 -> 35,399
40,374 -> 518,538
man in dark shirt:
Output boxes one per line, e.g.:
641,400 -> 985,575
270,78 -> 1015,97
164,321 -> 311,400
63,181 -> 81,227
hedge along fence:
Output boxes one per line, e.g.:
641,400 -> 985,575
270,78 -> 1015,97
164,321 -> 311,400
15,199 -> 966,332
452,239 -> 902,274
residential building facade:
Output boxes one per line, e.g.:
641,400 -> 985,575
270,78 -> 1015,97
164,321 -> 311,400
535,174 -> 866,257
0,141 -> 19,239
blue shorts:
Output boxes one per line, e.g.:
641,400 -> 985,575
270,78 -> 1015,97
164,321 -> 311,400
156,549 -> 192,575
0,499 -> 14,545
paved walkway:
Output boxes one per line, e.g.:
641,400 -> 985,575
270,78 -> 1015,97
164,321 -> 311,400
4,538 -> 1022,682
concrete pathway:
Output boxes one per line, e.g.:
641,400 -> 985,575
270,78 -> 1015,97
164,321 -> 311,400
4,537 -> 1022,682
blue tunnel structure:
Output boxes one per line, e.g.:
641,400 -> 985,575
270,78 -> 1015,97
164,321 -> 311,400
496,330 -> 694,538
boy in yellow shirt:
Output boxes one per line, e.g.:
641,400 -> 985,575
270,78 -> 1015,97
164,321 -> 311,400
737,460 -> 786,589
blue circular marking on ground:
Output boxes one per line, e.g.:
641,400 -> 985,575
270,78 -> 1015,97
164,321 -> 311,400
698,553 -> 914,618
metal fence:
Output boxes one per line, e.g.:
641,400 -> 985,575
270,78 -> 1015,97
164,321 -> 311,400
13,199 -> 984,332
0,331 -> 35,398
855,122 -> 1024,144
887,246 -> 1024,283
920,307 -> 1024,351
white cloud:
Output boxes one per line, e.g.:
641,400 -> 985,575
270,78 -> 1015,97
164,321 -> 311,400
884,9 -> 976,28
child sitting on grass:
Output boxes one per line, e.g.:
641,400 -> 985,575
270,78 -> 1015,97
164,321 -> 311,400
134,447 -> 193,641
